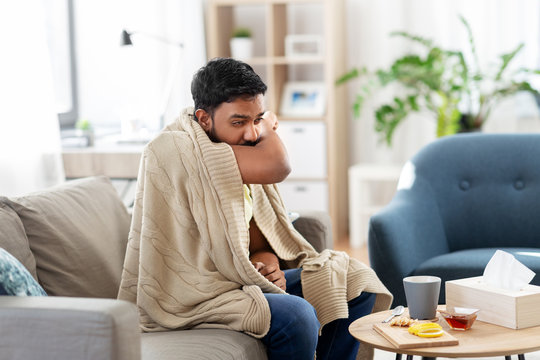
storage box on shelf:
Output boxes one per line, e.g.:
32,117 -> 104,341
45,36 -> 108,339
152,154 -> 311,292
206,0 -> 348,241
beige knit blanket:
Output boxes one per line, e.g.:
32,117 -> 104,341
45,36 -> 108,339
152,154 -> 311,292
118,108 -> 392,339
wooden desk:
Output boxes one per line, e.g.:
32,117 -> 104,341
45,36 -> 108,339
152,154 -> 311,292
62,139 -> 145,208
349,306 -> 540,358
62,142 -> 144,179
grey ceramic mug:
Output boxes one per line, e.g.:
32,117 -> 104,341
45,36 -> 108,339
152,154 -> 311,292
403,276 -> 441,320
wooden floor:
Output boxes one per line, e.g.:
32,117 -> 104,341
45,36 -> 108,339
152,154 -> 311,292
335,236 -> 370,265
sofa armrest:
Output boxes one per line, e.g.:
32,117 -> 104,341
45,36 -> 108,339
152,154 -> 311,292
292,210 -> 332,252
0,296 -> 141,360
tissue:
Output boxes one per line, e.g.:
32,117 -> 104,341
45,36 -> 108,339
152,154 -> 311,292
483,250 -> 536,291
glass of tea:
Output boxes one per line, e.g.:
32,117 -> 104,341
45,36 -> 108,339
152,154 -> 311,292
438,306 -> 479,330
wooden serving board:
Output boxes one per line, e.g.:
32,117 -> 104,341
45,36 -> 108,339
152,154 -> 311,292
373,323 -> 459,349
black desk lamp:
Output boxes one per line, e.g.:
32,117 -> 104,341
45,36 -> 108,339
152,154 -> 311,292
120,29 -> 184,131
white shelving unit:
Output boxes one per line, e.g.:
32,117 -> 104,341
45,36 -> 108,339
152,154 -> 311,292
206,0 -> 348,241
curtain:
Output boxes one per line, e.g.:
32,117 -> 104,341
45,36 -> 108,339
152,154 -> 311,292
345,0 -> 540,166
161,0 -> 207,125
0,0 -> 65,196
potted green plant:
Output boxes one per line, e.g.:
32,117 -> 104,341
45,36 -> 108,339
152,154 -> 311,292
337,15 -> 540,146
75,118 -> 94,147
230,27 -> 253,60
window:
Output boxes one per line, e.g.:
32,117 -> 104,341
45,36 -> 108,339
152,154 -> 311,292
43,0 -> 78,128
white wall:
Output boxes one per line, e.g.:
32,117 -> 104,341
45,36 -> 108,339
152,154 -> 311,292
74,0 -> 206,132
345,0 -> 540,165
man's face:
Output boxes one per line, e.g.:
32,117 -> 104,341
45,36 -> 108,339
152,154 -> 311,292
197,94 -> 265,146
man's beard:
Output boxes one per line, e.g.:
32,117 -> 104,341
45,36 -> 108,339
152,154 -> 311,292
242,139 -> 259,146
207,126 -> 220,143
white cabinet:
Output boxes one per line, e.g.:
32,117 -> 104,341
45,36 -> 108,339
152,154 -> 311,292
278,181 -> 328,212
277,121 -> 326,179
277,121 -> 328,212
348,163 -> 402,248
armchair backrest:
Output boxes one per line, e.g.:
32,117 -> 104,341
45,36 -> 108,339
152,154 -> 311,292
406,133 -> 540,252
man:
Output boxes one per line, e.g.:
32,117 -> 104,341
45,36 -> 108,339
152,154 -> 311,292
119,58 -> 392,360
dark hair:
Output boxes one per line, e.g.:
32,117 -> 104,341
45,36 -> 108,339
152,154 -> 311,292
191,58 -> 267,121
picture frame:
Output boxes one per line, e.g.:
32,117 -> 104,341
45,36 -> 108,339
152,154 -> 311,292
285,34 -> 323,58
280,82 -> 326,117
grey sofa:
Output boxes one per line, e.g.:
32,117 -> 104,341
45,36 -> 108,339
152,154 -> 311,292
369,134 -> 540,307
0,176 -> 332,360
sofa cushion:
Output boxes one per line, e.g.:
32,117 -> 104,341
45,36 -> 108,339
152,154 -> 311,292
0,248 -> 47,296
141,329 -> 267,360
413,247 -> 540,303
6,176 -> 131,298
0,201 -> 38,280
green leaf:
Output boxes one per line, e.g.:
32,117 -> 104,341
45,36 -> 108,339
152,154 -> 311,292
336,68 -> 360,85
407,95 -> 419,111
75,119 -> 92,131
353,94 -> 365,118
373,95 -> 423,145
495,43 -> 525,81
472,74 -> 483,81
446,50 -> 469,85
517,68 -> 540,75
232,27 -> 251,38
390,31 -> 433,48
361,85 -> 371,96
376,69 -> 396,86
459,14 -> 481,74
493,81 -> 539,98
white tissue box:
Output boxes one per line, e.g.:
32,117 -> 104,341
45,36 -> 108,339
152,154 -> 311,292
446,276 -> 540,329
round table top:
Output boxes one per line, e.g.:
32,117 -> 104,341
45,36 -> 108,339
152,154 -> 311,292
349,306 -> 540,358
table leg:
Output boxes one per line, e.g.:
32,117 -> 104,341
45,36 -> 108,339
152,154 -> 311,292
395,354 -> 402,360
506,354 -> 526,360
406,355 -> 413,360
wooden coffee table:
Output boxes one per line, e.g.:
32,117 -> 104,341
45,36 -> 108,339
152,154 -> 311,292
349,306 -> 540,359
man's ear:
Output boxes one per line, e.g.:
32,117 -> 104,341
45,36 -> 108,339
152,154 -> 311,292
195,109 -> 212,131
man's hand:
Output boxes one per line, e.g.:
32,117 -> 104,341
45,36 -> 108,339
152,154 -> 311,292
249,219 -> 286,291
252,261 -> 286,291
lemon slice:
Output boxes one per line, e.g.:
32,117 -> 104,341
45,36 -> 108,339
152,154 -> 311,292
408,323 -> 443,337
417,328 -> 444,338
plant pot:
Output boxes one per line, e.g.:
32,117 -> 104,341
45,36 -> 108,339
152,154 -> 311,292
230,38 -> 253,60
458,114 -> 482,133
75,129 -> 95,147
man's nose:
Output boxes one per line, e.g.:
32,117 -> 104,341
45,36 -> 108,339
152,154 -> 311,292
244,123 -> 259,142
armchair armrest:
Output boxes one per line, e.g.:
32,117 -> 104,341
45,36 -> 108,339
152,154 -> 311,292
292,210 -> 332,252
0,296 -> 141,360
369,187 -> 448,306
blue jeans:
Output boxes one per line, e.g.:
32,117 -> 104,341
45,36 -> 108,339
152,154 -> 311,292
261,268 -> 376,360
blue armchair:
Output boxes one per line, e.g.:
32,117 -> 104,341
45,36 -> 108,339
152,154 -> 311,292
368,133 -> 540,307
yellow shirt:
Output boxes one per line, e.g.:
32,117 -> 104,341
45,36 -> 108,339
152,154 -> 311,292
243,184 -> 253,227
